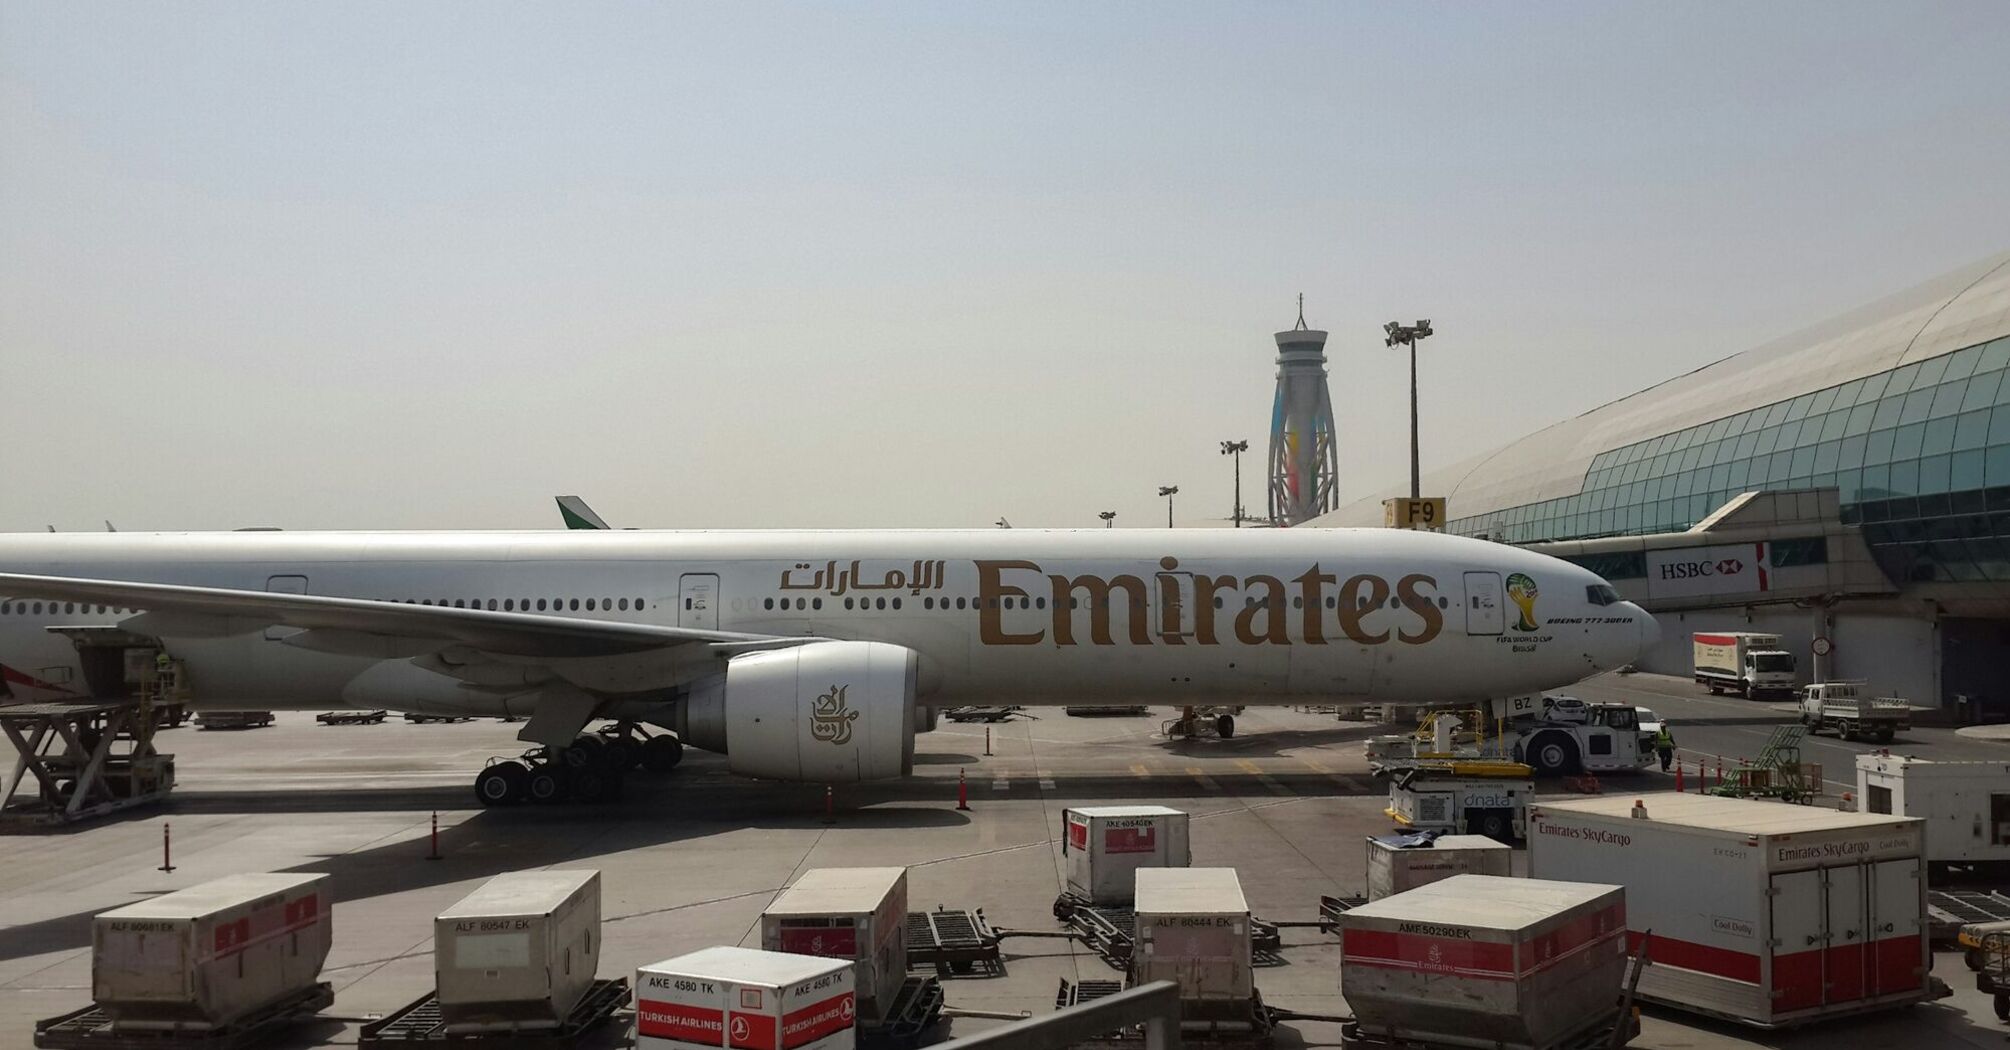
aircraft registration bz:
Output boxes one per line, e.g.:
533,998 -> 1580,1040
637,947 -> 855,1050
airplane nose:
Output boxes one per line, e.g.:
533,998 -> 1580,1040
1633,605 -> 1661,661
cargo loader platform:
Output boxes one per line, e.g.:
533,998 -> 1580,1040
34,982 -> 333,1050
858,976 -> 946,1050
1052,899 -> 1281,969
1929,888 -> 2010,946
356,977 -> 628,1047
1056,981 -> 1272,1048
2,699 -> 175,826
906,908 -> 1006,977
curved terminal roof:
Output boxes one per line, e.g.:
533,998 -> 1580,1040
1315,251 -> 2010,529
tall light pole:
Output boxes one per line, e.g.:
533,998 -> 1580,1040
1383,319 -> 1434,499
1158,486 -> 1178,528
1099,510 -> 1116,529
1219,440 -> 1249,527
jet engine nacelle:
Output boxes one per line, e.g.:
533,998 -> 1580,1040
675,640 -> 918,782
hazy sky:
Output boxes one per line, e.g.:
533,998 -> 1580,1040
5,4 -> 2008,532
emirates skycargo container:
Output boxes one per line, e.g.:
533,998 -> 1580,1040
1339,875 -> 1629,1050
1133,868 -> 1255,1015
1528,794 -> 1935,1027
1366,834 -> 1514,901
1063,805 -> 1190,905
760,867 -> 907,1022
93,873 -> 331,1031
436,869 -> 601,1033
636,946 -> 855,1050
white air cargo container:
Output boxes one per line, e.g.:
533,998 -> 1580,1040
1063,805 -> 1190,905
1856,754 -> 2010,868
1340,875 -> 1628,1050
1366,834 -> 1514,901
92,872 -> 330,1031
1133,868 -> 1254,1007
636,946 -> 855,1050
1529,794 -> 1933,1027
760,867 -> 907,1022
436,869 -> 601,1033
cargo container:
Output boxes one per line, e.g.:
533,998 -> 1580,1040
1528,793 -> 1934,1027
1366,834 -> 1513,901
1340,875 -> 1628,1050
435,869 -> 601,1033
636,946 -> 854,1050
1133,867 -> 1254,1012
1062,805 -> 1190,906
92,872 -> 330,1031
1856,753 -> 2010,872
760,867 -> 907,1022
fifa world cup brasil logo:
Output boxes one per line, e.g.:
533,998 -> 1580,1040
1505,573 -> 1540,632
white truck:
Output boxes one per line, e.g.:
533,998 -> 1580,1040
1693,632 -> 1798,698
1505,697 -> 1651,776
1801,681 -> 1909,743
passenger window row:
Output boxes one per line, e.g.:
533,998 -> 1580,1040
0,602 -> 131,615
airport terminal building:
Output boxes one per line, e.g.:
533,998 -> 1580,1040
1317,251 -> 2010,713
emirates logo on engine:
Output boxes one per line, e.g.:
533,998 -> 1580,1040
811,684 -> 860,746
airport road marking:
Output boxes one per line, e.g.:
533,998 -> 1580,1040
992,770 -> 1010,791
1037,769 -> 1057,791
1234,759 -> 1293,796
1296,756 -> 1359,792
1129,763 -> 1151,778
1187,766 -> 1220,791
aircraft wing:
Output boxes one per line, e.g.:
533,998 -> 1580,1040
0,572 -> 801,659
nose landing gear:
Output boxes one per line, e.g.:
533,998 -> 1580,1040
473,721 -> 684,807
1162,705 -> 1245,740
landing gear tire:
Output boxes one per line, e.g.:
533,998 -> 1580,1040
1215,714 -> 1236,739
642,735 -> 685,773
570,768 -> 614,804
527,766 -> 567,804
602,735 -> 638,772
563,737 -> 605,771
476,762 -> 529,807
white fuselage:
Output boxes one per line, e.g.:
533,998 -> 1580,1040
0,528 -> 1654,715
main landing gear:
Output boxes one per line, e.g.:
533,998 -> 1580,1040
474,722 -> 684,807
1163,705 -> 1245,740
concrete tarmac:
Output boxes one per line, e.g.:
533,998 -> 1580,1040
1,688 -> 2003,1048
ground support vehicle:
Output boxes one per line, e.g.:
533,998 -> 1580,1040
904,908 -> 1005,977
1706,726 -> 1821,803
1380,763 -> 1532,843
1693,632 -> 1797,698
36,984 -> 335,1050
316,710 -> 387,725
1066,705 -> 1150,716
1529,794 -> 1944,1027
1,699 -> 175,825
1162,705 -> 1245,739
1392,700 -> 1647,778
941,706 -> 1021,723
1858,755 -> 2010,876
356,979 -> 627,1048
1976,931 -> 2010,1020
193,711 -> 272,730
404,713 -> 474,724
1801,682 -> 1909,743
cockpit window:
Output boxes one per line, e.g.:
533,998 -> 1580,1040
1585,584 -> 1621,606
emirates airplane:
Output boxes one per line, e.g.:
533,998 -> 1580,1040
0,528 -> 1655,804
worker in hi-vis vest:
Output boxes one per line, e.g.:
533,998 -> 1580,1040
1653,725 -> 1675,772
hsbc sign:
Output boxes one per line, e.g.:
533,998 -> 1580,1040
1645,543 -> 1771,600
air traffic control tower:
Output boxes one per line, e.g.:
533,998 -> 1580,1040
1267,305 -> 1341,526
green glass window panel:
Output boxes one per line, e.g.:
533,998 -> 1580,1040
1923,416 -> 1957,456
1812,441 -> 1840,474
1887,362 -> 1923,396
1734,410 -> 1764,435
1919,455 -> 1952,494
1833,378 -> 1869,408
1672,471 -> 1694,497
1783,393 -> 1817,422
1728,458 -> 1752,487
1900,388 -> 1936,425
1762,401 -> 1792,428
1838,433 -> 1869,468
1953,449 -> 1986,491
1704,417 -> 1733,443
1843,403 -> 1876,435
1651,453 -> 1674,477
1707,462 -> 1730,488
1979,337 -> 2010,373
1944,344 -> 1983,380
1677,445 -> 1701,471
1752,426 -> 1782,456
1871,396 -> 1905,430
1913,355 -> 1950,388
1768,452 -> 1794,483
1861,463 -> 1892,496
1956,410 -> 1991,451
1779,419 -> 1811,450
1789,445 -> 1816,476
1807,476 -> 1834,496
1963,371 -> 2003,412
1836,468 -> 1864,502
1733,431 -> 1760,458
1890,459 -> 1920,496
1987,445 -> 2010,486
1991,406 -> 2010,445
1818,411 -> 1849,442
1892,422 -> 1927,460
1864,428 -> 1897,465
1857,371 -> 1892,403
1930,380 -> 1969,419
1806,387 -> 1840,416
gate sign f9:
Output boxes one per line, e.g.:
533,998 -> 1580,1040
1383,497 -> 1448,530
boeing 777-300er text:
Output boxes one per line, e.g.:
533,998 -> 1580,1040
0,528 -> 1656,804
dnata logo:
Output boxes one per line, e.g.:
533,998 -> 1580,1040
1505,573 -> 1540,632
1660,558 -> 1743,581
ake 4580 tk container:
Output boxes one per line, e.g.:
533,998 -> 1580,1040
436,869 -> 601,1033
93,872 -> 331,1031
1063,805 -> 1190,906
1529,793 -> 1935,1027
760,867 -> 907,1022
1340,874 -> 1628,1050
636,946 -> 855,1050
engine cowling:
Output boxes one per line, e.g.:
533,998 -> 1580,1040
674,640 -> 918,782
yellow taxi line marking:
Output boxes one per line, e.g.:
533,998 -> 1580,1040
1187,766 -> 1220,791
1235,759 -> 1293,796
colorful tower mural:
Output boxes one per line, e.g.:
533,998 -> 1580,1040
1267,304 -> 1341,526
